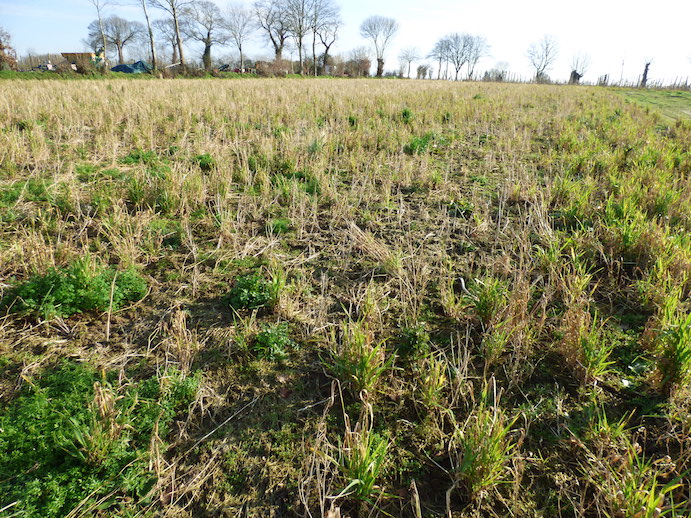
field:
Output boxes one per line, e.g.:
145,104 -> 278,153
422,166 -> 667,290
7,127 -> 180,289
0,78 -> 690,517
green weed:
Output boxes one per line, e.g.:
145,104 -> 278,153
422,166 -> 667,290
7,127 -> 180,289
404,132 -> 435,155
2,256 -> 147,319
0,362 -> 198,518
192,153 -> 215,171
120,149 -> 159,166
227,269 -> 282,311
267,217 -> 292,235
252,322 -> 294,361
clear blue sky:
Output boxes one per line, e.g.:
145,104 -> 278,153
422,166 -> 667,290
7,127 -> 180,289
2,0 -> 690,83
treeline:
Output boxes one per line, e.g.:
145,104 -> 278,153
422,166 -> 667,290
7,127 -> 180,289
4,1 -> 685,85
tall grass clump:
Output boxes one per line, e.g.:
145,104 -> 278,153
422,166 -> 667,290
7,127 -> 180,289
329,405 -> 389,503
448,383 -> 517,500
329,320 -> 392,399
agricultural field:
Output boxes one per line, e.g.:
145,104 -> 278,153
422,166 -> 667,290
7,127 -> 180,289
0,78 -> 690,517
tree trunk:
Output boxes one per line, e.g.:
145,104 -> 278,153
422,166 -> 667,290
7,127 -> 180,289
437,57 -> 442,80
98,15 -> 107,59
376,58 -> 384,77
172,44 -> 178,65
117,44 -> 125,65
322,45 -> 332,75
203,42 -> 212,71
172,7 -> 185,66
275,47 -> 283,61
239,44 -> 244,72
407,62 -> 411,78
141,0 -> 157,70
312,32 -> 317,76
640,62 -> 650,88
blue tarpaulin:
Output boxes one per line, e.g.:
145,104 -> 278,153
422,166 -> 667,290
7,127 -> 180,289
110,61 -> 152,74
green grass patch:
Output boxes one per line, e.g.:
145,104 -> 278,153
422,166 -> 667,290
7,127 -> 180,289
617,89 -> 691,122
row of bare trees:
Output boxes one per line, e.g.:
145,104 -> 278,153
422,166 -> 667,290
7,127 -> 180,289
254,0 -> 341,75
78,2 -> 619,81
85,0 -> 342,73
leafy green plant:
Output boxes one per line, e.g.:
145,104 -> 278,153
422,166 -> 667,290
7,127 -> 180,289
404,132 -> 435,155
0,362 -> 198,518
271,170 -> 321,196
395,325 -> 430,358
481,322 -> 512,369
252,322 -> 294,361
401,107 -> 414,124
267,217 -> 292,235
192,153 -> 215,171
2,257 -> 147,319
418,353 -> 447,410
227,270 -> 282,311
447,198 -> 474,218
579,314 -> 615,384
120,149 -> 159,166
585,439 -> 682,518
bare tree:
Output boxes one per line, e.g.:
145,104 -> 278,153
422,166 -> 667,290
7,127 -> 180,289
314,3 -> 340,75
88,0 -> 110,57
359,15 -> 398,77
254,0 -> 290,61
182,1 -> 229,70
153,18 -> 179,63
87,16 -> 145,64
446,33 -> 471,81
148,0 -> 193,66
224,3 -> 254,71
310,0 -> 340,76
284,0 -> 311,73
466,35 -> 489,79
398,46 -> 419,78
527,35 -> 558,82
569,52 -> 589,84
428,36 -> 450,80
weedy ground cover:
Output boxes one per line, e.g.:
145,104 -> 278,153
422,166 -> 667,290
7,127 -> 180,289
0,78 -> 690,517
